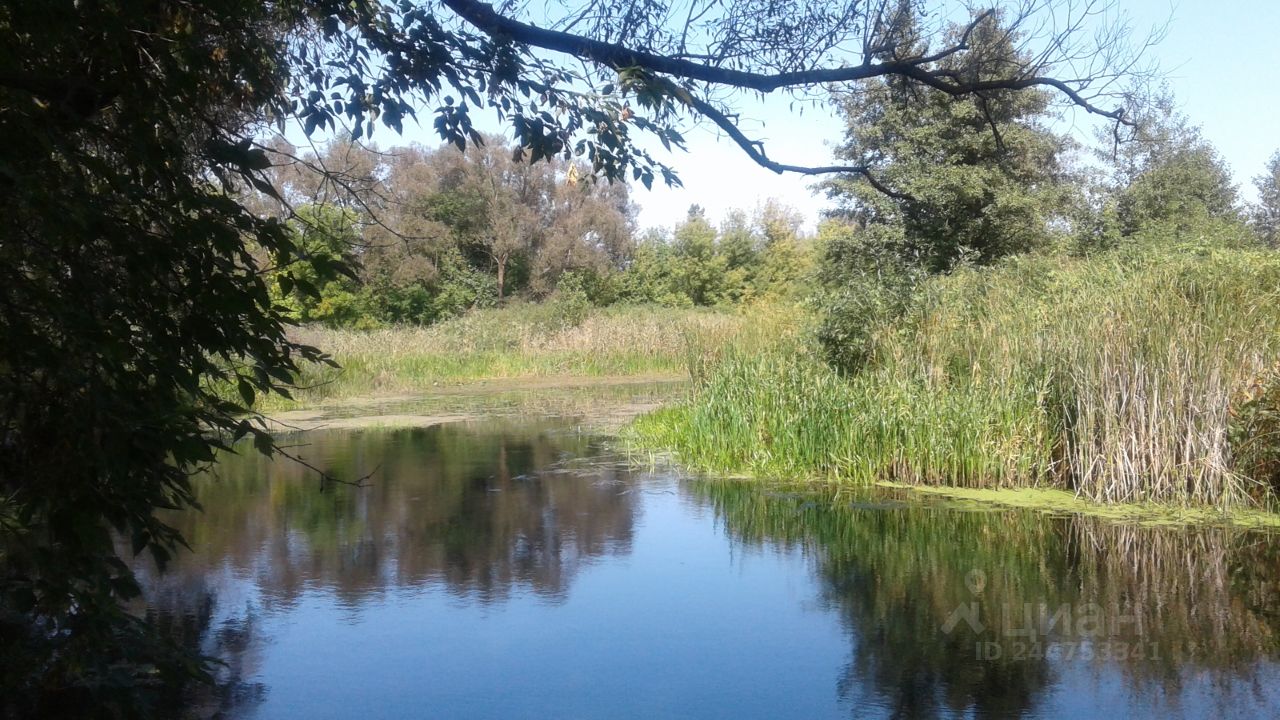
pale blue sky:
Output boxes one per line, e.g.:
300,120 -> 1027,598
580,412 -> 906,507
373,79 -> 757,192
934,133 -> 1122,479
383,1 -> 1279,232
631,0 -> 1280,231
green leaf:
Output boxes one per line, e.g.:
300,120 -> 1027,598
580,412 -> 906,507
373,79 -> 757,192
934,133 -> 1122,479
253,430 -> 274,456
237,378 -> 255,407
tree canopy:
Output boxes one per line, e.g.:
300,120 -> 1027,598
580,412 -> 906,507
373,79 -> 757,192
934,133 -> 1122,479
1252,151 -> 1280,247
2,2 -> 337,711
822,10 -> 1075,271
1107,91 -> 1241,239
265,137 -> 636,325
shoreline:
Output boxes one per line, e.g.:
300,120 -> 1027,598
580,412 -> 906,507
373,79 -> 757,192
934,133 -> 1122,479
264,378 -> 1280,532
260,373 -> 686,434
877,481 -> 1280,531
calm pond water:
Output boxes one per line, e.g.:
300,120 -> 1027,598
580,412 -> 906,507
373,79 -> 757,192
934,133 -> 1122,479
138,417 -> 1280,719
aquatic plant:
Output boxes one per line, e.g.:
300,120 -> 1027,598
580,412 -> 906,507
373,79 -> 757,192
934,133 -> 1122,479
631,245 -> 1280,509
253,304 -> 743,409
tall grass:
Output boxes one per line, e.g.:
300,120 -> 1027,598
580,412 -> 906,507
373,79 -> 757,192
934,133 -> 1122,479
631,245 -> 1280,509
1053,257 -> 1280,505
269,303 -> 744,408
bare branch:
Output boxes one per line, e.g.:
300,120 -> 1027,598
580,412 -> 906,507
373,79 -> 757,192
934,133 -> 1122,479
669,82 -> 915,200
441,0 -> 1133,123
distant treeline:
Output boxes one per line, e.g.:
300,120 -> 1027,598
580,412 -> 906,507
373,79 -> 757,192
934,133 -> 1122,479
248,137 -> 813,327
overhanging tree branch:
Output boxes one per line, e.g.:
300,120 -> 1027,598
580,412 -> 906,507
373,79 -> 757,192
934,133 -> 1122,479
440,0 -> 1130,118
436,0 -> 1135,184
669,82 -> 915,200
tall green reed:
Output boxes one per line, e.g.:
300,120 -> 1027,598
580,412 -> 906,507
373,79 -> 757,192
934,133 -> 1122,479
631,246 -> 1280,509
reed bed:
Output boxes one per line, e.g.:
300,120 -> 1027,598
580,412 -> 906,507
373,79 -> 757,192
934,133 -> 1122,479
269,303 -> 744,408
630,246 -> 1280,509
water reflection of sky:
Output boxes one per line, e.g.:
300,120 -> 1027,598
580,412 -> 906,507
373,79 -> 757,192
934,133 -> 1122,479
139,419 -> 1280,719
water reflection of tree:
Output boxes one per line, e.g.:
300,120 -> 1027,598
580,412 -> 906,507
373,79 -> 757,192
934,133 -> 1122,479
692,481 -> 1280,718
155,420 -> 639,608
120,568 -> 266,719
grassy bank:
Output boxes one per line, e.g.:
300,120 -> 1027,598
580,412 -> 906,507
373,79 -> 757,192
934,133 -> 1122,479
262,303 -> 744,410
629,244 -> 1280,512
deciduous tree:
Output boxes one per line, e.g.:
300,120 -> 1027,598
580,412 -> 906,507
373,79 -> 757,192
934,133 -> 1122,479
1109,91 -> 1241,237
1252,151 -> 1280,247
822,9 -> 1075,271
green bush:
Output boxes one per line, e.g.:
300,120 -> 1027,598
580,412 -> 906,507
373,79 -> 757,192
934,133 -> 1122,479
812,223 -> 924,373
